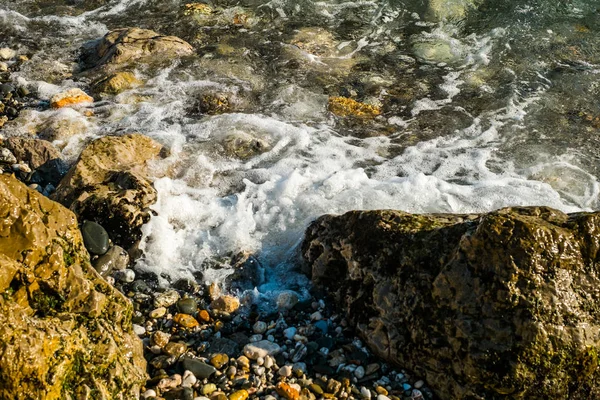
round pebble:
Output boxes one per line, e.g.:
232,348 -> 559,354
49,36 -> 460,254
253,320 -> 267,334
81,220 -> 109,255
278,365 -> 292,377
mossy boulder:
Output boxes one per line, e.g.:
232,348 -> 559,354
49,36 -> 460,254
53,133 -> 165,248
303,207 -> 600,399
0,174 -> 146,399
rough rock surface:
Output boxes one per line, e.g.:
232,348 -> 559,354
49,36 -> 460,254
4,137 -> 62,169
0,174 -> 146,399
80,27 -> 194,70
303,207 -> 600,399
53,133 -> 164,248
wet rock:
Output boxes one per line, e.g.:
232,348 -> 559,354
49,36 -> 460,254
243,340 -> 281,360
115,268 -> 135,282
173,313 -> 200,329
50,88 -> 94,108
0,48 -> 16,60
164,342 -> 188,357
177,297 -> 198,314
93,245 -> 129,276
81,220 -> 110,255
303,207 -> 600,399
0,174 -> 146,398
276,382 -> 300,400
427,0 -> 482,22
151,331 -> 171,348
29,158 -> 70,187
52,134 -> 165,248
93,71 -> 143,95
328,96 -> 381,119
4,137 -> 62,170
222,131 -> 270,160
182,357 -> 217,379
81,28 -> 194,70
38,110 -> 89,143
0,148 -> 17,164
210,353 -> 229,369
154,289 -> 181,308
229,389 -> 249,400
211,295 -> 240,313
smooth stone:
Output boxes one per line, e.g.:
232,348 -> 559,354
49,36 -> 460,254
0,83 -> 14,95
403,383 -> 412,391
376,396 -> 390,400
81,220 -> 109,255
283,327 -> 297,340
360,387 -> 372,399
252,321 -> 267,334
292,362 -> 306,374
229,389 -> 249,400
0,48 -> 15,60
278,365 -> 293,377
198,309 -> 211,322
263,355 -> 274,369
211,295 -> 240,313
355,366 -> 365,379
210,353 -> 229,369
173,313 -> 200,329
149,307 -> 167,319
142,389 -> 157,399
314,320 -> 328,334
243,340 -> 281,360
151,331 -> 171,347
0,148 -> 17,165
132,324 -> 145,336
201,383 -> 217,395
309,384 -> 324,395
236,355 -> 250,370
93,245 -> 129,277
163,342 -> 187,357
183,357 -> 217,379
414,380 -> 424,389
178,298 -> 198,314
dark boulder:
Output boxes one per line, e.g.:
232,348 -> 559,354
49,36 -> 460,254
303,207 -> 600,399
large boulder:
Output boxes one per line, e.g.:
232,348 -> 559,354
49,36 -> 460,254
303,207 -> 600,399
80,27 -> 194,70
53,134 -> 165,248
0,174 -> 146,399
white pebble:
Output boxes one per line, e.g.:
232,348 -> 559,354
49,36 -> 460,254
318,299 -> 326,309
115,268 -> 135,283
414,380 -> 424,389
264,355 -> 274,369
0,48 -> 16,60
310,311 -> 322,321
264,396 -> 277,400
376,395 -> 390,400
253,320 -> 268,334
132,324 -> 145,336
360,386 -> 372,399
0,62 -> 7,72
256,357 -> 265,366
335,326 -> 343,334
254,366 -> 266,376
141,389 -> 157,399
283,327 -> 297,340
278,365 -> 293,377
182,370 -> 197,387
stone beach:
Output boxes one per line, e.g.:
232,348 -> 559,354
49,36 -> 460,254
2,0 -> 600,399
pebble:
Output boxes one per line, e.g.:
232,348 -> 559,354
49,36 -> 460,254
164,342 -> 188,357
182,357 -> 217,379
276,291 -> 299,310
132,324 -> 145,336
0,148 -> 17,165
211,295 -> 240,313
243,340 -> 281,360
154,289 -> 181,308
210,353 -> 229,369
141,389 -> 157,399
309,383 -> 324,395
178,298 -> 199,314
81,220 -> 109,255
278,365 -> 293,377
236,355 -> 250,370
310,311 -> 322,321
283,327 -> 297,340
228,389 -> 249,400
93,245 -> 129,277
0,62 -> 7,72
360,387 -> 372,399
263,355 -> 274,369
376,395 -> 390,400
173,313 -> 200,329
149,307 -> 167,319
414,380 -> 424,389
201,383 -> 217,395
0,48 -> 15,60
355,365 -> 365,379
151,331 -> 171,347
252,320 -> 267,334
276,382 -> 300,400
198,309 -> 211,322
50,88 -> 94,108
314,320 -> 328,334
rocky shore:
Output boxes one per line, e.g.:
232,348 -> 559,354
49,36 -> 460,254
2,1 -> 600,399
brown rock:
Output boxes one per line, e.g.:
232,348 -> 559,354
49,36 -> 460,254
173,313 -> 200,329
303,207 -> 600,399
81,28 -> 194,70
0,174 -> 146,399
93,71 -> 143,95
4,137 -> 62,169
211,295 -> 240,313
53,133 -> 165,248
50,88 -> 94,108
276,382 -> 300,400
198,309 -> 211,322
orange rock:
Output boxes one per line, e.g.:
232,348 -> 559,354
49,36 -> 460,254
198,309 -> 210,322
172,313 -> 200,329
50,88 -> 94,108
276,382 -> 300,400
328,96 -> 381,119
211,295 -> 240,313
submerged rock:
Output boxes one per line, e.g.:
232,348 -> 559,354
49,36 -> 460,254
81,27 -> 194,70
303,207 -> 600,399
53,133 -> 165,248
0,174 -> 146,399
92,71 -> 143,95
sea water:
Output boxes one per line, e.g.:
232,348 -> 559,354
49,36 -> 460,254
1,0 -> 599,304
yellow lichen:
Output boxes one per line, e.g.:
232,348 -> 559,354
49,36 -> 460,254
184,3 -> 213,16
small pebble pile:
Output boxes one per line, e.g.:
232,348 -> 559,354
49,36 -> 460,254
105,263 -> 435,400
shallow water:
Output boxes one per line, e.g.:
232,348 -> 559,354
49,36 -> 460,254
2,0 -> 600,303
